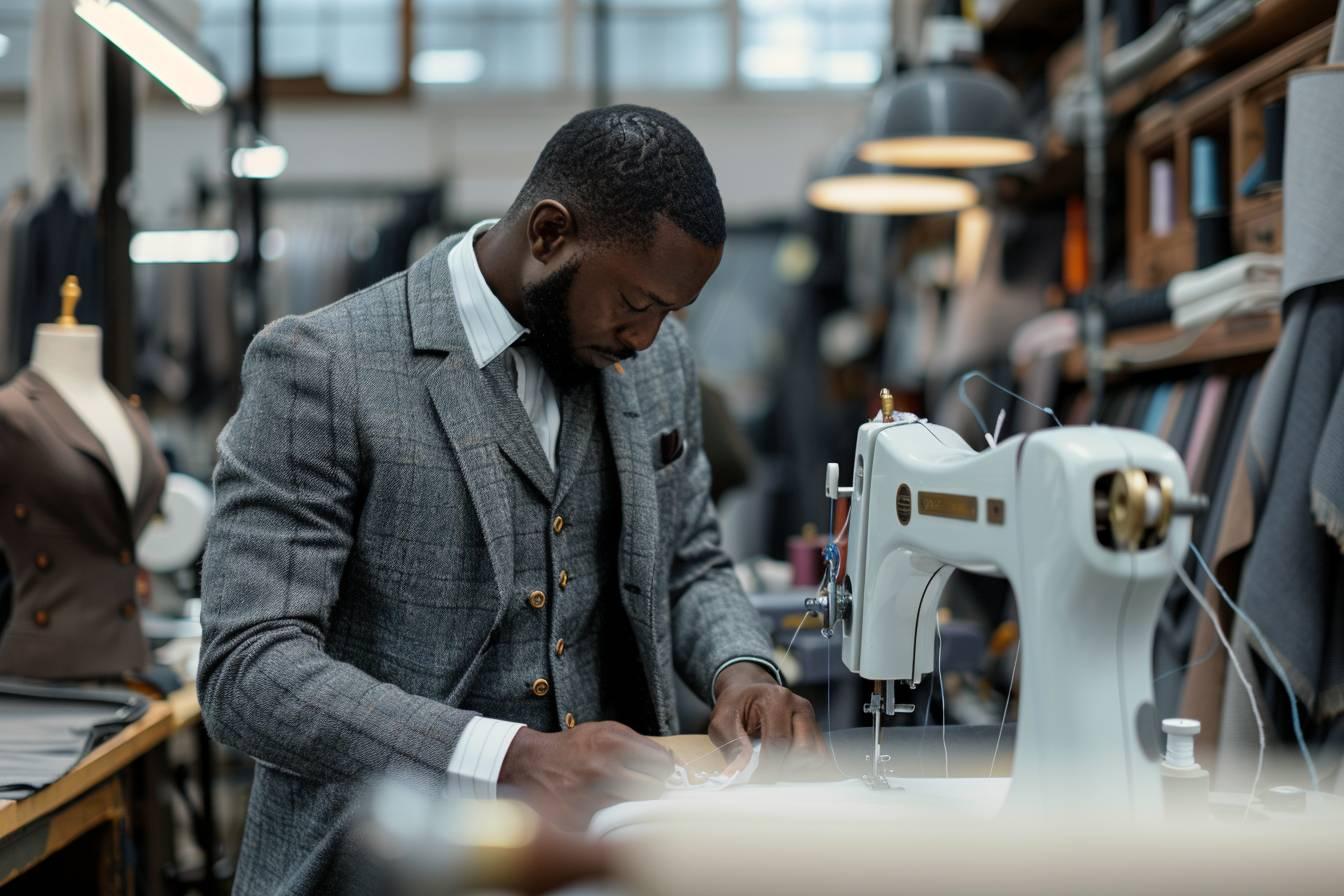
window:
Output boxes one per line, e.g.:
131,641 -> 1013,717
200,0 -> 403,94
0,1 -> 39,91
413,0 -> 562,90
572,1 -> 729,91
739,0 -> 888,90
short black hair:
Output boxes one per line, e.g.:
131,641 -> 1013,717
506,104 -> 726,250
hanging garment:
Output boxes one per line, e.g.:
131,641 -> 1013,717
0,369 -> 168,679
0,189 -> 33,379
14,185 -> 100,366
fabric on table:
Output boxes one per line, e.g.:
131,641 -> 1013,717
0,679 -> 148,798
1171,282 -> 1281,330
1168,253 -> 1282,307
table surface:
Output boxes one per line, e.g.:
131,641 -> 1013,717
0,684 -> 201,840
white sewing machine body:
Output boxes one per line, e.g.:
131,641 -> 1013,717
828,414 -> 1192,818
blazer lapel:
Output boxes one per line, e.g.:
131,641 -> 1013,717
411,236 -> 517,634
120,397 -> 168,535
601,363 -> 660,671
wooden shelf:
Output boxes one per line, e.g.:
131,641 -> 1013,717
1110,0 -> 1336,121
1060,310 -> 1281,382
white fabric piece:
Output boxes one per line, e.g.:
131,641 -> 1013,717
444,717 -> 526,800
1170,282 -> 1281,329
666,743 -> 762,792
590,777 -> 1011,839
1168,253 -> 1282,307
1009,310 -> 1080,368
448,218 -> 561,470
1283,68 -> 1344,297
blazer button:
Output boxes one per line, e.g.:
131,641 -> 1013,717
128,394 -> 142,409
527,590 -> 546,609
33,609 -> 50,627
118,549 -> 133,566
558,570 -> 569,590
34,551 -> 51,571
565,712 -> 576,729
552,515 -> 565,535
555,638 -> 566,657
531,678 -> 550,698
13,503 -> 29,521
120,600 -> 137,620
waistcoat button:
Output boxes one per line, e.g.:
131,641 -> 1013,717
565,712 -> 576,729
552,515 -> 565,535
14,504 -> 28,521
33,609 -> 50,627
34,551 -> 50,571
531,678 -> 551,698
528,590 -> 547,609
558,570 -> 569,590
555,638 -> 566,657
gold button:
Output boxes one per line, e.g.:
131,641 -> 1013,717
527,590 -> 546,609
120,600 -> 137,620
34,551 -> 50,571
13,503 -> 28,521
128,394 -> 141,409
33,609 -> 49,627
555,638 -> 566,657
558,570 -> 569,590
531,678 -> 550,698
565,712 -> 576,729
118,549 -> 133,566
552,515 -> 565,535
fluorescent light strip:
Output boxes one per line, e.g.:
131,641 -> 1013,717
0,33 -> 11,60
74,0 -> 225,112
130,230 -> 239,264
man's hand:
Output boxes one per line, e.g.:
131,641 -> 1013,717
498,722 -> 675,829
708,663 -> 829,783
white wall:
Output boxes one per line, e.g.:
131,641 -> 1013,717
0,90 -> 867,224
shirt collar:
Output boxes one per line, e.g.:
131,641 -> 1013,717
448,218 -> 529,370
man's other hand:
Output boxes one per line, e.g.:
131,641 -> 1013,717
498,722 -> 675,829
708,663 -> 829,783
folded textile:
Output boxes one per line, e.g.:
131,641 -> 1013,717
1168,252 -> 1282,306
1171,280 -> 1281,329
0,679 -> 148,798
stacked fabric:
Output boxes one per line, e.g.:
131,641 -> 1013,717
1168,252 -> 1283,329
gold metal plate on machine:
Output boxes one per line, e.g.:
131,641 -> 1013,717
918,491 -> 978,522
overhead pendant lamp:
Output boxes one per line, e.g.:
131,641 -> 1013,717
858,10 -> 1034,169
806,140 -> 980,216
74,0 -> 227,112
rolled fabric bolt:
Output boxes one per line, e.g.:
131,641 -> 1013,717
1262,98 -> 1286,187
1191,137 -> 1225,217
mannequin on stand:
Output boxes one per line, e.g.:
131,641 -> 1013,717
31,277 -> 141,505
0,276 -> 167,680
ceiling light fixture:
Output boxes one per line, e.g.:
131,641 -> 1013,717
130,229 -> 239,264
73,0 -> 226,112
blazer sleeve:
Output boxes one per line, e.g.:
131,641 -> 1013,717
664,324 -> 779,704
198,315 -> 474,786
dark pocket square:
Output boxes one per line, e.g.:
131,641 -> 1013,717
656,429 -> 684,468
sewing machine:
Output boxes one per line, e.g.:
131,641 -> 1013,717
807,390 -> 1202,819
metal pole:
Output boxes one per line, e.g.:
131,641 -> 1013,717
1082,0 -> 1107,415
594,0 -> 611,108
99,45 -> 135,393
244,0 -> 265,339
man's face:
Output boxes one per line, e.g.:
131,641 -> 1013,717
519,214 -> 723,387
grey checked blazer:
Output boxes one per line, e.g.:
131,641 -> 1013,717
197,234 -> 775,895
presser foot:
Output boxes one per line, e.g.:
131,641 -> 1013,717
862,753 -> 893,790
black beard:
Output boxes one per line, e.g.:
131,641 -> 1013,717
519,258 -> 594,390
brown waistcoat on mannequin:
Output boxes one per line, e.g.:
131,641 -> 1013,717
0,368 -> 168,679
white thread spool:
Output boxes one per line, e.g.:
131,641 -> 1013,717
1163,718 -> 1201,768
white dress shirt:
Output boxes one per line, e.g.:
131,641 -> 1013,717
443,220 -> 777,797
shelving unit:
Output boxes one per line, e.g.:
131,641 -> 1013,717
1057,309 -> 1281,383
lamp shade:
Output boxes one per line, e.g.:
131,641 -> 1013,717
859,67 -> 1034,168
806,138 -> 980,215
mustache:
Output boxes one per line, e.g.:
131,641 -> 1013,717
598,347 -> 638,362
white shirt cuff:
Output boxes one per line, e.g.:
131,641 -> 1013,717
710,657 -> 783,705
445,717 -> 526,799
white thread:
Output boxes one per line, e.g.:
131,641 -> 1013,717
784,610 -> 814,659
989,641 -> 1019,778
1172,555 -> 1264,817
937,614 -> 949,778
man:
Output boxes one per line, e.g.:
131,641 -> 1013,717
199,105 -> 824,894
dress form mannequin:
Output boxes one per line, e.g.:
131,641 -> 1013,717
29,276 -> 140,506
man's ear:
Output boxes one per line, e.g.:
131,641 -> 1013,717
527,200 -> 575,263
